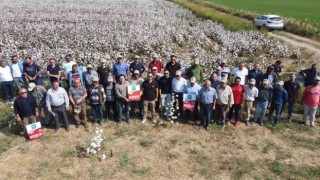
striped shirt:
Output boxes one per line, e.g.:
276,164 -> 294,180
90,85 -> 106,105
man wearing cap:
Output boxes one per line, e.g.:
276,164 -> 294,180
283,73 -> 300,122
149,54 -> 163,73
300,64 -> 320,87
69,79 -> 88,128
248,63 -> 263,88
129,55 -> 145,77
172,70 -> 187,123
103,76 -> 117,121
129,70 -> 144,119
228,76 -> 245,127
301,77 -> 320,127
46,81 -> 70,133
198,80 -> 217,130
46,58 -> 61,84
14,88 -> 39,138
165,54 -> 181,77
0,59 -> 14,104
188,60 -> 203,83
83,64 -> 98,90
184,77 -> 202,123
253,79 -> 273,126
67,64 -> 84,88
115,74 -> 131,123
158,69 -> 173,120
89,76 -> 106,125
269,81 -> 288,126
231,62 -> 248,85
216,77 -> 234,128
27,82 -> 48,123
113,55 -> 129,82
97,59 -> 110,85
243,79 -> 259,125
8,55 -> 25,90
262,66 -> 278,87
141,72 -> 159,124
23,57 -> 42,85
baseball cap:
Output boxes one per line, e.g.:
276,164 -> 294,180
216,67 -> 222,71
93,76 -> 99,82
134,70 -> 140,74
176,71 -> 182,76
262,79 -> 269,84
87,64 -> 93,69
117,55 -> 123,59
134,55 -> 140,59
190,77 -> 196,83
107,76 -> 113,82
101,59 -> 107,63
221,77 -> 227,83
152,67 -> 158,71
249,79 -> 256,85
152,54 -> 158,58
171,54 -> 176,58
277,81 -> 284,86
72,64 -> 78,68
28,83 -> 36,91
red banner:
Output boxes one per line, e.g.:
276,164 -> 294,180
26,122 -> 44,141
128,85 -> 141,101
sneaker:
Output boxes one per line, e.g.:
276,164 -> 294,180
142,119 -> 147,124
235,121 -> 239,128
204,126 -> 209,131
98,122 -> 102,126
227,120 -> 231,125
221,124 -> 225,129
260,122 -> 264,126
159,121 -> 163,125
127,120 -> 131,124
245,121 -> 249,126
83,124 -> 88,128
65,127 -> 70,132
54,128 -> 59,133
152,119 -> 157,124
170,120 -> 174,124
75,124 -> 79,129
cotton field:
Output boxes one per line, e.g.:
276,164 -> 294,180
0,0 -> 295,69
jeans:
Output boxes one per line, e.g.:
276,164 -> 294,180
269,103 -> 282,124
216,104 -> 228,125
130,100 -> 143,118
253,101 -> 268,123
303,104 -> 317,126
51,104 -> 69,130
161,94 -> 171,118
200,103 -> 213,128
91,104 -> 103,123
105,100 -> 117,120
228,104 -> 241,122
1,81 -> 14,104
117,100 -> 129,122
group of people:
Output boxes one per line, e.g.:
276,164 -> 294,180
0,53 -> 319,136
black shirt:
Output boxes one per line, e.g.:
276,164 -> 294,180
97,67 -> 110,84
284,81 -> 300,102
158,76 -> 172,94
165,62 -> 181,77
46,65 -> 61,82
141,80 -> 158,101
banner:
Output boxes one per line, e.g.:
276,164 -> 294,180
128,85 -> 141,101
26,122 -> 44,141
183,93 -> 197,110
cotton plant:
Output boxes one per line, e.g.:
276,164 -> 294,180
86,127 -> 106,160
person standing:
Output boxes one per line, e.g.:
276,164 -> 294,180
97,59 -> 110,85
248,63 -> 263,88
141,72 -> 159,124
46,58 -> 61,84
115,74 -> 130,123
14,88 -> 38,138
46,81 -> 70,133
62,54 -> 76,88
228,76 -> 244,127
301,77 -> 320,127
69,79 -> 88,128
83,64 -> 98,90
243,79 -> 259,125
113,55 -> 129,82
103,76 -> 117,121
253,79 -> 273,126
184,77 -> 202,123
67,64 -> 84,87
300,64 -> 320,87
8,55 -> 24,90
172,70 -> 187,123
188,60 -> 204,83
219,62 -> 231,79
269,81 -> 288,126
23,57 -> 42,85
0,60 -> 14,104
198,80 -> 217,130
89,77 -> 106,126
269,60 -> 282,76
152,67 -> 162,111
209,72 -> 220,90
27,83 -> 48,124
158,69 -> 173,120
216,78 -> 234,128
262,66 -> 278,87
148,54 -> 163,73
165,54 -> 181,77
129,55 -> 145,77
283,73 -> 300,122
129,70 -> 144,119
231,62 -> 248,85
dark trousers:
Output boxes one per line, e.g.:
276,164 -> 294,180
1,81 -> 14,104
51,104 -> 69,130
105,100 -> 117,120
269,103 -> 282,124
91,104 -> 103,123
130,100 -> 143,118
200,103 -> 213,128
287,101 -> 294,118
228,104 -> 241,122
216,104 -> 228,125
185,101 -> 199,122
117,100 -> 129,122
173,92 -> 183,120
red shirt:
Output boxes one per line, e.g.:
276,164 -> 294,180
149,60 -> 163,73
231,84 -> 244,104
303,85 -> 320,107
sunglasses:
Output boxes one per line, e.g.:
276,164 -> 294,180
21,92 -> 27,94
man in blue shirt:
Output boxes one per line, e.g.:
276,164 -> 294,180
248,63 -> 263,87
184,77 -> 202,123
68,64 -> 84,88
129,55 -> 145,77
23,57 -> 42,85
300,64 -> 320,87
113,55 -> 129,82
83,64 -> 98,90
269,81 -> 288,126
198,80 -> 217,131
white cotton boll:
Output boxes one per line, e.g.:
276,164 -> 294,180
100,129 -> 103,133
86,148 -> 90,154
102,154 -> 106,160
92,150 -> 97,154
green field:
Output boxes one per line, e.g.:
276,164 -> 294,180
206,0 -> 320,26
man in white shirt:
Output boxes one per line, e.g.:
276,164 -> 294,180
8,55 -> 24,90
0,60 -> 14,104
172,70 -> 187,123
62,54 -> 76,90
243,79 -> 259,125
231,62 -> 248,85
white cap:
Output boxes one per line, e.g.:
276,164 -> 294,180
28,83 -> 36,91
249,79 -> 256,85
87,64 -> 93,69
262,79 -> 269,84
152,67 -> 158,71
134,55 -> 140,59
117,55 -> 123,59
101,59 -> 107,63
134,70 -> 140,74
93,76 -> 99,82
176,71 -> 182,76
107,76 -> 113,82
277,81 -> 284,86
216,67 -> 222,70
152,54 -> 158,58
190,77 -> 196,83
221,77 -> 227,83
